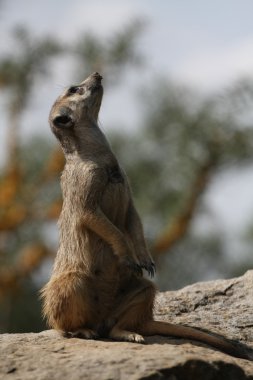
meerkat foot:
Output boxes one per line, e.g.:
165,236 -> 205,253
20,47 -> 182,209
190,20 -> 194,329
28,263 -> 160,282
68,328 -> 98,340
109,327 -> 145,343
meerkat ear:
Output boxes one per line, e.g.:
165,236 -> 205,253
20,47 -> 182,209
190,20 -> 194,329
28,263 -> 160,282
52,107 -> 74,128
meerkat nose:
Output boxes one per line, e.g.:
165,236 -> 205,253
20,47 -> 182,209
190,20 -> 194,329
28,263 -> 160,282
80,72 -> 103,87
92,72 -> 103,81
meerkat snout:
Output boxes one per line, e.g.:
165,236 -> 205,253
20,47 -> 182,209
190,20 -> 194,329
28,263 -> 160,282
80,72 -> 103,89
90,72 -> 103,81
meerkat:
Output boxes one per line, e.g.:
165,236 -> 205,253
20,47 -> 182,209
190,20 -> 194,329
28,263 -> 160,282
41,72 -> 251,360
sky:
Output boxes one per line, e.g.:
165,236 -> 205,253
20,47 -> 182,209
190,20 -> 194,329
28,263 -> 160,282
2,0 -> 253,87
1,0 -> 253,238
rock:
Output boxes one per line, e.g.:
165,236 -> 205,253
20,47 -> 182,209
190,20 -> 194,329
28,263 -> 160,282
1,270 -> 253,379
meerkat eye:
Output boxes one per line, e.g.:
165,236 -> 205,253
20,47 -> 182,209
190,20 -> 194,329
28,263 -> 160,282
68,86 -> 84,95
68,86 -> 79,94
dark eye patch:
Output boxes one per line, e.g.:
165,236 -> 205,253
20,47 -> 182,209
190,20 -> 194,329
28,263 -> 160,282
68,86 -> 79,94
68,86 -> 84,95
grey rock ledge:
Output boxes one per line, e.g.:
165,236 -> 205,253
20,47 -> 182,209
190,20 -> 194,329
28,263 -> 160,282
1,270 -> 253,380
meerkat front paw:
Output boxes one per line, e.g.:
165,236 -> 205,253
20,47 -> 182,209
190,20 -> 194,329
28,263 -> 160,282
119,256 -> 143,276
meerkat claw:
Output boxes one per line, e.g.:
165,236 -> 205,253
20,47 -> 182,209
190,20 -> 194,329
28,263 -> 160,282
140,261 -> 156,278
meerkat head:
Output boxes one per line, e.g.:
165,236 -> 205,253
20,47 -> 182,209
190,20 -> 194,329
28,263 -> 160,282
49,72 -> 103,154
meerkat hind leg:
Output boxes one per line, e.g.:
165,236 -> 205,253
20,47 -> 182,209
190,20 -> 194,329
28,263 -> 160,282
109,326 -> 145,343
109,278 -> 155,344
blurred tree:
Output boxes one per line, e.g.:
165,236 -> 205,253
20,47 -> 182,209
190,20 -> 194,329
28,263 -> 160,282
0,26 -> 62,168
0,28 -> 64,333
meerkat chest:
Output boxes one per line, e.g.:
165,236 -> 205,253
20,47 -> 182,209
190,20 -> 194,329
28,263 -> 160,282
101,164 -> 130,226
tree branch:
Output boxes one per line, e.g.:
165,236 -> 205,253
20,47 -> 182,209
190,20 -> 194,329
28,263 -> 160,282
152,157 -> 216,257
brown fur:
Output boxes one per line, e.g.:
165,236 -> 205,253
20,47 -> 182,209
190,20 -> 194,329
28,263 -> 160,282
41,72 -> 251,359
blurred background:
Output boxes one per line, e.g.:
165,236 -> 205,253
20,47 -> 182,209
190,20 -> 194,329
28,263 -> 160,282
1,0 -> 253,333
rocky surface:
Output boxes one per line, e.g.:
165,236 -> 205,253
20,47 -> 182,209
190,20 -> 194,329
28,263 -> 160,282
1,270 -> 253,379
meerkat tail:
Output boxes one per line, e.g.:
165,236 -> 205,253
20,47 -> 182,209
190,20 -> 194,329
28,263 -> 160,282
141,320 -> 252,360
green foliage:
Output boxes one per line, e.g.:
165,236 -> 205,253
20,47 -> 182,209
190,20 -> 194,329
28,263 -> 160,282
1,279 -> 46,333
0,26 -> 62,110
112,78 -> 253,224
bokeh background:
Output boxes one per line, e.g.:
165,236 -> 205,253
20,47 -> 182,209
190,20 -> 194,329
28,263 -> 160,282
1,0 -> 253,333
